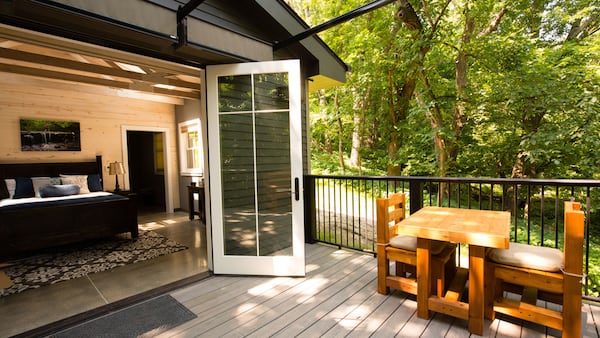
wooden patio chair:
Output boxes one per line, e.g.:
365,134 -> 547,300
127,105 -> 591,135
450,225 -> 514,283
484,201 -> 585,338
376,193 -> 457,297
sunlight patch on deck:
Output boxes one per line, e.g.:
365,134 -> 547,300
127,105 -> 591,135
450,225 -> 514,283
306,263 -> 320,273
235,302 -> 257,315
247,278 -> 294,296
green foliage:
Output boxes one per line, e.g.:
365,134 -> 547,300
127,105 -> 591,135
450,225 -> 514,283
311,150 -> 384,177
19,119 -> 79,132
289,0 -> 599,180
288,0 -> 600,295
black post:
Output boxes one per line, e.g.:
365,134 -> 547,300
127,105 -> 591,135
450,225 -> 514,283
409,179 -> 423,215
95,155 -> 103,187
114,174 -> 121,192
304,175 -> 316,244
175,0 -> 206,49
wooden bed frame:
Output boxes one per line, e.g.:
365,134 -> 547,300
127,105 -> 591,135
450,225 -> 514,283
0,156 -> 138,260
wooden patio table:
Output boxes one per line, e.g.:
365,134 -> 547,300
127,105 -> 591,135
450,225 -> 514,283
398,206 -> 510,336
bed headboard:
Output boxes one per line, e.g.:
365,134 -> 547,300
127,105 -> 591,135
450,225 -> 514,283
0,155 -> 104,188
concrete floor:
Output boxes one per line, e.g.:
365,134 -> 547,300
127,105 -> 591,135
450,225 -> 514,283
0,211 -> 208,337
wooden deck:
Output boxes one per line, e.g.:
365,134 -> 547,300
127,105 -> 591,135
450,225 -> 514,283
159,243 -> 600,337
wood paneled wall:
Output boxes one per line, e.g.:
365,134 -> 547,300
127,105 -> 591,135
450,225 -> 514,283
0,80 -> 182,207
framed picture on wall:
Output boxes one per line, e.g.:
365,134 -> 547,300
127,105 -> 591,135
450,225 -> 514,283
20,118 -> 81,151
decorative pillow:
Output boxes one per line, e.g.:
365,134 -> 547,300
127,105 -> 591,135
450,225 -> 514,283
0,179 -> 8,200
50,177 -> 62,185
39,184 -> 81,198
60,174 -> 90,194
87,174 -> 103,192
13,177 -> 35,199
4,179 -> 16,199
31,177 -> 53,198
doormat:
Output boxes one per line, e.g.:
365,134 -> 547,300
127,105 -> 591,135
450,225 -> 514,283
49,294 -> 196,338
0,230 -> 187,297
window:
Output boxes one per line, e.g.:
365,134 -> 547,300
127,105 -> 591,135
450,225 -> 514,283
178,119 -> 203,176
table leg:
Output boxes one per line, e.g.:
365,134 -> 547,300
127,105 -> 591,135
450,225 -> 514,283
416,237 -> 432,319
198,188 -> 205,222
188,188 -> 195,220
469,245 -> 485,335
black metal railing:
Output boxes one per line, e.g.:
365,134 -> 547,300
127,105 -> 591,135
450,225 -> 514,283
304,174 -> 600,299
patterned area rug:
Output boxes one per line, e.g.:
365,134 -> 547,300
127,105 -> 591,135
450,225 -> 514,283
1,230 -> 187,297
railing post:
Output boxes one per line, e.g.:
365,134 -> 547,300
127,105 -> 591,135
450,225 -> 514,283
304,175 -> 316,244
409,179 -> 423,214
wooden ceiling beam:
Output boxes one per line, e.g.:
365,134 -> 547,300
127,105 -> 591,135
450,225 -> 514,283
0,63 -> 199,99
0,47 -> 200,91
0,73 -> 185,105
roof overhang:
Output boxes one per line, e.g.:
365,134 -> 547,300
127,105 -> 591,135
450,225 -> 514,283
0,0 -> 347,92
257,0 -> 348,91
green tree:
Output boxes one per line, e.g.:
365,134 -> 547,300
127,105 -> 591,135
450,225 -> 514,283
287,0 -> 600,180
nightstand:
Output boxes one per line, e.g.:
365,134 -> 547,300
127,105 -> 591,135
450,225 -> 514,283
112,190 -> 136,197
188,184 -> 205,222
112,190 -> 138,207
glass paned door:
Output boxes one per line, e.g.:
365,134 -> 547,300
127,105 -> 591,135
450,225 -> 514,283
207,60 -> 304,276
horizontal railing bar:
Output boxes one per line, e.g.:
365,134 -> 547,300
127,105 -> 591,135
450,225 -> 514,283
308,174 -> 600,187
305,174 -> 600,301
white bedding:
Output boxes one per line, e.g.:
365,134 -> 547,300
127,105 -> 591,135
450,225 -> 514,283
0,191 -> 113,208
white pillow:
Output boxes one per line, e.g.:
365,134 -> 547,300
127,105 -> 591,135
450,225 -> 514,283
60,174 -> 90,194
4,179 -> 16,199
31,177 -> 53,198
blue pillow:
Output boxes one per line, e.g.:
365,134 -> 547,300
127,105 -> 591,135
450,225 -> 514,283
13,177 -> 34,199
39,184 -> 80,198
87,174 -> 102,192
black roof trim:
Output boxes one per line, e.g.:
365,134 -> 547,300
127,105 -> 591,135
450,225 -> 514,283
1,0 -> 256,68
272,0 -> 349,72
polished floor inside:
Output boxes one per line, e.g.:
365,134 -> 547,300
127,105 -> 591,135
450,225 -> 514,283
0,211 -> 209,337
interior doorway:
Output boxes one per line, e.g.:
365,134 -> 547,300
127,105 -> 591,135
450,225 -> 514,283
121,125 -> 173,213
126,131 -> 166,214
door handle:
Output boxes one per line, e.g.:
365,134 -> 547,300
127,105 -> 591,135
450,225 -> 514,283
294,177 -> 300,201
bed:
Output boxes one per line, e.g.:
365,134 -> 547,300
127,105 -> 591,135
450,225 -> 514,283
0,156 -> 138,259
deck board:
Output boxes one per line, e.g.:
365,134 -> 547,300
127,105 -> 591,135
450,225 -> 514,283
253,257 -> 374,337
157,243 -> 600,338
585,303 -> 600,337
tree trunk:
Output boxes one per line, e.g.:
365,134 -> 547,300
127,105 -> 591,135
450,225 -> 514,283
334,90 -> 346,173
396,0 -> 451,176
419,70 -> 448,177
387,69 -> 400,176
511,150 -> 527,178
528,0 -> 545,38
349,89 -> 362,171
448,4 -> 474,170
387,74 -> 415,176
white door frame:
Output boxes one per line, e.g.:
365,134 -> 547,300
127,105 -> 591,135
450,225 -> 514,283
207,60 -> 305,276
121,125 -> 174,213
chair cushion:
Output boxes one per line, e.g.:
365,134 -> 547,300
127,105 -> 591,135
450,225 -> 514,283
389,235 -> 450,255
487,242 -> 564,272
